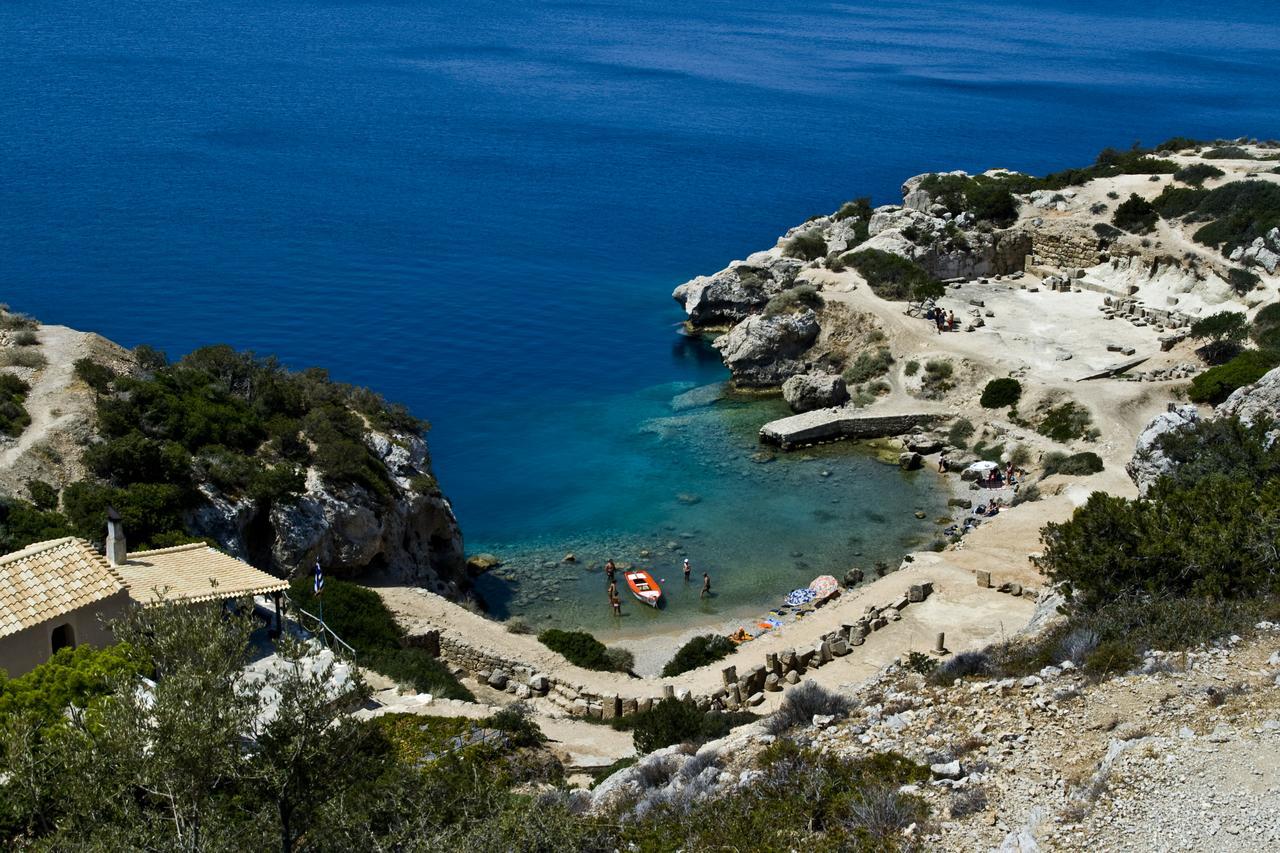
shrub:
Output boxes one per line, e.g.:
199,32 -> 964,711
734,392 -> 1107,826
763,283 -> 823,316
1202,145 -> 1251,160
1229,268 -> 1261,296
288,576 -> 402,651
1036,400 -> 1096,443
504,617 -> 533,635
917,174 -> 1019,226
842,346 -> 894,385
1092,222 -> 1122,240
834,197 -> 873,222
1042,451 -> 1104,476
847,249 -> 941,301
0,349 -> 46,369
604,647 -> 635,674
73,358 -> 115,395
904,360 -> 919,377
1188,349 -> 1280,404
764,681 -> 856,735
24,480 -> 58,511
1173,163 -> 1224,186
361,648 -> 475,701
1176,180 -> 1280,254
947,417 -> 974,449
662,634 -> 735,677
1112,193 -> 1158,234
133,344 -> 168,372
928,651 -> 992,685
782,230 -> 827,261
538,628 -> 620,672
0,308 -> 38,331
921,359 -> 955,398
979,377 -> 1022,409
904,651 -> 937,675
1253,301 -> 1280,346
0,373 -> 31,437
1190,310 -> 1248,364
624,699 -> 751,753
1083,640 -> 1138,676
0,643 -> 150,726
11,330 -> 38,346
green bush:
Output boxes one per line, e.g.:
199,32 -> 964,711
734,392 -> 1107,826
1036,400 -> 1096,443
781,230 -> 827,261
361,648 -> 474,701
72,358 -> 115,395
1202,145 -> 1251,160
918,174 -> 1019,226
1173,163 -> 1224,186
661,634 -> 735,677
0,348 -> 45,369
763,283 -> 823,317
1163,180 -> 1280,254
921,359 -> 955,398
621,698 -> 754,753
1112,193 -> 1158,234
1082,640 -> 1138,676
1188,349 -> 1280,404
0,373 -> 31,437
1190,310 -> 1248,364
0,499 -> 74,554
947,417 -> 975,449
979,377 -> 1022,408
1093,222 -> 1123,240
847,249 -> 941,301
1229,268 -> 1261,296
842,346 -> 894,385
24,480 -> 58,511
1252,302 -> 1280,347
288,576 -> 403,651
904,360 -> 920,377
832,197 -> 872,247
0,643 -> 150,726
537,628 -> 621,672
1042,451 -> 1104,476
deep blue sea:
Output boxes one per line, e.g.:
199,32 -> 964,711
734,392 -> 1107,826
2,1 -> 1277,634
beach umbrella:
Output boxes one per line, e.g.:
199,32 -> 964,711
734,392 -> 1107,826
809,575 -> 839,599
784,587 -> 817,607
964,461 -> 999,476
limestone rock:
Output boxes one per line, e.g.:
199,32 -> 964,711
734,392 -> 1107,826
781,373 -> 850,413
1217,365 -> 1280,428
673,256 -> 804,327
1126,404 -> 1201,495
714,309 -> 820,388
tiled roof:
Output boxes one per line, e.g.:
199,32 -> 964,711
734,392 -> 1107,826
0,537 -> 127,639
115,543 -> 289,606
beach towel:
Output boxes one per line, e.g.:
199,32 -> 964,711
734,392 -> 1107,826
784,587 -> 817,607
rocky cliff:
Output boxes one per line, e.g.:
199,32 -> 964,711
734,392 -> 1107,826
188,429 -> 469,598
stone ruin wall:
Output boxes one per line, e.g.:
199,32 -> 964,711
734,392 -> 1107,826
1028,229 -> 1104,271
399,580 -> 1032,721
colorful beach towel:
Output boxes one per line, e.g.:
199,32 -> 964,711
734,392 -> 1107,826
784,587 -> 817,607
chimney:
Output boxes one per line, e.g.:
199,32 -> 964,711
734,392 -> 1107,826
105,506 -> 127,566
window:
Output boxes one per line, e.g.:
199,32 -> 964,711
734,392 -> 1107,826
50,622 -> 75,654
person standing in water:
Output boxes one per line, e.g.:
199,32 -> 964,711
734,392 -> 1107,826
610,590 -> 621,616
683,558 -> 691,582
605,558 -> 616,583
701,572 -> 711,598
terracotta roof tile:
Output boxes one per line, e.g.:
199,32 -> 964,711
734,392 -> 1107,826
115,543 -> 288,606
0,537 -> 127,639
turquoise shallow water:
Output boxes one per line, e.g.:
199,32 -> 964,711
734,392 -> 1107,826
470,378 -> 950,637
1,0 -> 1275,635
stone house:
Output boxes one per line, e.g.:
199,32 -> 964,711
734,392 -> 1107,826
0,513 -> 289,678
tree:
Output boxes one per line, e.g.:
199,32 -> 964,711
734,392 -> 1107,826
1189,310 -> 1248,364
1112,193 -> 1158,234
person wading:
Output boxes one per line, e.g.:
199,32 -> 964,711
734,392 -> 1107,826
701,572 -> 712,598
683,557 -> 691,582
605,558 -> 616,583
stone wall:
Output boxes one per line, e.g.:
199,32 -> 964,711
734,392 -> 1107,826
1028,229 -> 1103,271
404,582 -> 939,720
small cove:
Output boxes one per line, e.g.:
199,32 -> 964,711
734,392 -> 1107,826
469,359 -> 951,639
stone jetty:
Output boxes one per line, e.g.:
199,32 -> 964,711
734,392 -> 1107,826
759,407 -> 948,450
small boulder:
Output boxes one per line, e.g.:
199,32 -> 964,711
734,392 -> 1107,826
930,760 -> 963,780
782,372 -> 850,413
466,553 -> 503,575
899,452 -> 923,471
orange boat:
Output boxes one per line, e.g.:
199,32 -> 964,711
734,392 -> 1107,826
624,569 -> 662,608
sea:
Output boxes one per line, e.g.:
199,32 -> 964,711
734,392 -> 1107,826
2,0 -> 1277,636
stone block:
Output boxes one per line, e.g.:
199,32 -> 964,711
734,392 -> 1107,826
601,695 -> 621,720
487,670 -> 509,690
637,698 -> 653,713
529,674 -> 549,693
747,692 -> 765,707
721,665 -> 738,688
571,698 -> 590,717
908,584 -> 925,603
784,670 -> 800,684
819,640 -> 833,663
765,673 -> 782,692
976,570 -> 991,588
622,698 -> 637,716
588,703 -> 603,720
830,639 -> 850,657
662,684 -> 675,699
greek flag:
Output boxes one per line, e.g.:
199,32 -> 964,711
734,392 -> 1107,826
313,560 -> 324,596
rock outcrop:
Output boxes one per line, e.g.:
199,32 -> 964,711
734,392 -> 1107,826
673,254 -> 804,327
187,427 -> 468,597
781,373 -> 849,413
1216,365 -> 1280,427
1126,404 -> 1201,495
714,310 -> 820,388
